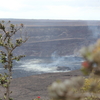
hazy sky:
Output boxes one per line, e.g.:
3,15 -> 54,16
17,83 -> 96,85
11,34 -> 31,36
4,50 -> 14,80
0,0 -> 100,20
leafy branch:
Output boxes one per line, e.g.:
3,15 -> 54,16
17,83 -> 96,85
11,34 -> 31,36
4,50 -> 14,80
0,20 -> 28,100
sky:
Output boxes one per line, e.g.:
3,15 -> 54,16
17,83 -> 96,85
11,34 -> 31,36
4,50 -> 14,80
0,0 -> 100,20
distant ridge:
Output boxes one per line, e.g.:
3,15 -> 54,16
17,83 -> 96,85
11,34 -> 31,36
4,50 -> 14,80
0,18 -> 100,26
0,18 -> 100,21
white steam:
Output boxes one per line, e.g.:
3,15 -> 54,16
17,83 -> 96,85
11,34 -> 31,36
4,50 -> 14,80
88,26 -> 100,38
14,52 -> 83,74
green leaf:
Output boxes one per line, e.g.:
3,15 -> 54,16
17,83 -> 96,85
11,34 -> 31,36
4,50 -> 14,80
9,98 -> 13,100
3,95 -> 6,99
3,84 -> 7,88
81,68 -> 89,75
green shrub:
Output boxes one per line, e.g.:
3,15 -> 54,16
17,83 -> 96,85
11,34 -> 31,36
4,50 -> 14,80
48,39 -> 100,100
0,20 -> 27,100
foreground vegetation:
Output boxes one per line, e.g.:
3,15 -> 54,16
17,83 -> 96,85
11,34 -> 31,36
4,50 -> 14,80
0,20 -> 100,100
48,39 -> 100,100
0,21 -> 27,100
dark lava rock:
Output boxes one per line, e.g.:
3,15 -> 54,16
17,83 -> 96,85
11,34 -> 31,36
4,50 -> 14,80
57,66 -> 71,71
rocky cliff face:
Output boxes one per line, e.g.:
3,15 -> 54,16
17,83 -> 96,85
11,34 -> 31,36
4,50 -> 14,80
0,19 -> 100,57
14,26 -> 100,57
